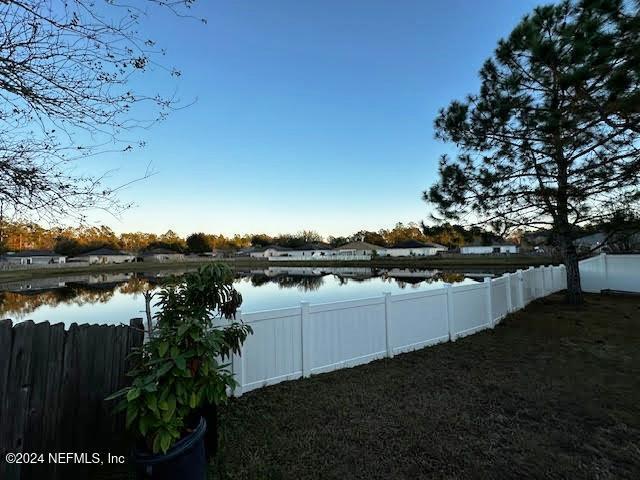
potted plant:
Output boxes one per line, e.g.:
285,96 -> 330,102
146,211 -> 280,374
107,264 -> 252,479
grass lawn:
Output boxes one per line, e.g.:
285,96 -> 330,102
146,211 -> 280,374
215,293 -> 640,479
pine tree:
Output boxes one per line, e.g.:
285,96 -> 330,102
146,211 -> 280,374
425,0 -> 640,304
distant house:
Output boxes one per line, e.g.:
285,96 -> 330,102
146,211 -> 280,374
288,243 -> 334,258
385,240 -> 448,257
460,244 -> 519,254
76,248 -> 136,264
141,248 -> 185,263
1,250 -> 66,265
250,246 -> 293,258
574,232 -> 608,253
335,241 -> 385,257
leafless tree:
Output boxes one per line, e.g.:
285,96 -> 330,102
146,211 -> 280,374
0,0 -> 201,224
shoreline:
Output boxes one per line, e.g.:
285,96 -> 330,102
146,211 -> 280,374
0,255 -> 557,283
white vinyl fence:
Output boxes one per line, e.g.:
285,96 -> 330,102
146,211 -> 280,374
579,253 -> 640,293
227,264 -> 567,396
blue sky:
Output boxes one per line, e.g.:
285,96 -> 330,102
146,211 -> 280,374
92,0 -> 543,237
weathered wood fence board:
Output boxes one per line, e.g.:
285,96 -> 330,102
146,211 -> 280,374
0,318 -> 143,480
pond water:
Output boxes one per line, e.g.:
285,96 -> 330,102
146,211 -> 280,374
0,266 -> 507,327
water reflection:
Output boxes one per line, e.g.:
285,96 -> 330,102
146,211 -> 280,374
0,267 -> 484,325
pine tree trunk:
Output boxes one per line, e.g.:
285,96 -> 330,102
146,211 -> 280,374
561,239 -> 583,305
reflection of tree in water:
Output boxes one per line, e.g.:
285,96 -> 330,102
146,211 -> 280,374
393,278 -> 423,289
0,269 -> 471,319
249,274 -> 271,288
246,273 -> 325,292
336,276 -> 372,284
68,287 -> 116,306
384,270 -> 466,289
435,272 -> 466,284
118,277 -> 153,295
273,275 -> 324,292
0,286 -> 116,319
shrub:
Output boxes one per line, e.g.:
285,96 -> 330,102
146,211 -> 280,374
107,264 -> 252,454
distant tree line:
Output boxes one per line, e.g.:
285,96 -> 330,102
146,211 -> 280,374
1,216 -> 634,256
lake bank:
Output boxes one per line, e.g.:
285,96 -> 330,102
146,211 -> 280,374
0,255 -> 556,283
0,267 -> 473,325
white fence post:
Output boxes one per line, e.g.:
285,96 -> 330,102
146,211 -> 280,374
446,284 -> 456,341
300,301 -> 312,378
485,277 -> 493,328
506,273 -> 513,313
383,292 -> 393,358
517,269 -> 524,309
546,265 -> 552,295
232,309 -> 245,397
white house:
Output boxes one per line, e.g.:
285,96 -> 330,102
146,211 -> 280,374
252,243 -> 336,259
2,250 -> 66,265
460,244 -> 519,254
140,248 -> 185,262
77,248 -> 136,264
250,246 -> 292,258
384,240 -> 448,257
288,243 -> 334,258
334,241 -> 385,257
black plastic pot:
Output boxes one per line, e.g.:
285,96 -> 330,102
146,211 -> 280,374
134,417 -> 207,480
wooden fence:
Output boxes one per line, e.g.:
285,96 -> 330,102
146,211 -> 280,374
0,318 -> 144,480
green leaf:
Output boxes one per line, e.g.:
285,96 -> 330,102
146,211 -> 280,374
189,392 -> 197,409
126,388 -> 141,402
166,396 -> 176,418
152,433 -> 162,454
157,341 -> 168,357
105,387 -> 128,401
176,382 -> 185,398
126,406 -> 138,429
175,356 -> 186,371
160,431 -> 172,453
146,394 -> 158,414
139,415 -> 150,436
143,381 -> 157,392
170,346 -> 179,358
156,362 -> 172,377
177,323 -> 189,337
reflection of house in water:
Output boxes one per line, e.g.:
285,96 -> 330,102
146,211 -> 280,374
84,272 -> 134,286
265,266 -> 373,277
263,266 -> 377,287
380,268 -> 471,286
0,272 -> 136,294
382,268 -> 439,279
0,276 -> 69,293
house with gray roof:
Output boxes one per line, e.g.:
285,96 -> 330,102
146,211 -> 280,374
75,248 -> 136,264
140,248 -> 185,262
1,250 -> 66,265
385,240 -> 448,257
